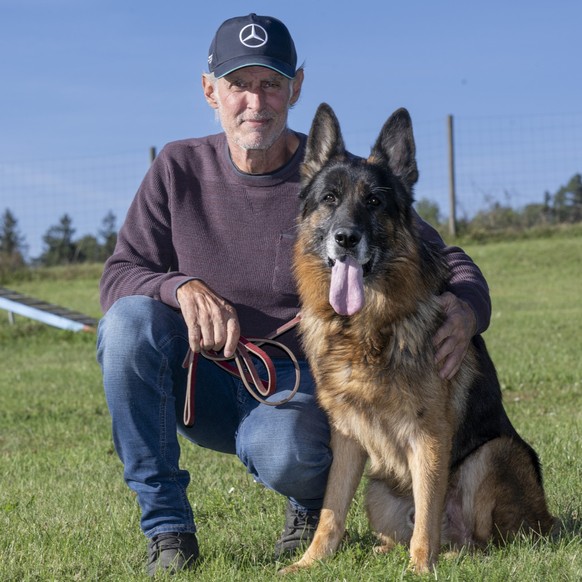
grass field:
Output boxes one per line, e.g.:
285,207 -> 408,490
0,232 -> 581,581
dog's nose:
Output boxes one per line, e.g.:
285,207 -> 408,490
334,228 -> 361,249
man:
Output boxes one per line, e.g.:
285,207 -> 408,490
97,13 -> 491,576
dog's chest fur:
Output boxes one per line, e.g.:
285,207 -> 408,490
300,296 -> 473,490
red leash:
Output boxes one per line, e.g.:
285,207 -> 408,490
182,315 -> 302,427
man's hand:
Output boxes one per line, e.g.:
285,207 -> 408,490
433,292 -> 477,380
177,279 -> 240,358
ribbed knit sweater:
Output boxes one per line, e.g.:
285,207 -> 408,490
100,132 -> 491,357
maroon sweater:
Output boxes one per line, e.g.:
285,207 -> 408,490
100,132 -> 491,357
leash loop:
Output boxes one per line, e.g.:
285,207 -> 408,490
182,315 -> 301,427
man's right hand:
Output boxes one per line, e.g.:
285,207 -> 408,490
176,279 -> 240,358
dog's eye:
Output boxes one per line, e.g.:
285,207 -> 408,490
323,193 -> 337,204
367,196 -> 381,207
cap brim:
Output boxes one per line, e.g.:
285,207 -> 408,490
212,56 -> 296,79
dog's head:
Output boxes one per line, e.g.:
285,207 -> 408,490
297,103 -> 420,316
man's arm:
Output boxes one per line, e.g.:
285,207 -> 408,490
99,147 -> 241,357
415,211 -> 491,379
99,150 -> 194,314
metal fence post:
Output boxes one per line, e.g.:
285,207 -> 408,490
447,115 -> 457,237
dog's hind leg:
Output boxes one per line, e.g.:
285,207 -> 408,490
461,436 -> 558,545
278,429 -> 366,574
366,478 -> 414,552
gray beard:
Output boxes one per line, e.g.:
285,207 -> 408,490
233,130 -> 284,151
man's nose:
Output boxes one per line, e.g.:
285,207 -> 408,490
245,89 -> 267,109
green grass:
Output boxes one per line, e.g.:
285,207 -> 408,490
0,233 -> 581,581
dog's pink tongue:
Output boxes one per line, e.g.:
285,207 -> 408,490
329,256 -> 365,316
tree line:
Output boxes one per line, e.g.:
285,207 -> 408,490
0,209 -> 117,273
1,173 -> 581,273
414,173 -> 581,235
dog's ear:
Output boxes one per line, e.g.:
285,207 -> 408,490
369,108 -> 418,191
301,103 -> 346,184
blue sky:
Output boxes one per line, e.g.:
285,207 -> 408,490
1,0 -> 581,257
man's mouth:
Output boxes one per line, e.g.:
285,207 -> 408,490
241,115 -> 274,127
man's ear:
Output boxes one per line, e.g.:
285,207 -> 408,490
289,68 -> 304,107
202,74 -> 219,109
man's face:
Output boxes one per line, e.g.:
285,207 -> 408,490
205,66 -> 302,151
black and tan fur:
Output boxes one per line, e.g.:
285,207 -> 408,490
280,104 -> 556,574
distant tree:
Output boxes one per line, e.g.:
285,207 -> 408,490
552,173 -> 582,223
542,191 -> 554,224
98,210 -> 117,260
470,201 -> 520,232
75,234 -> 102,263
39,213 -> 77,266
415,198 -> 442,227
0,208 -> 27,270
552,188 -> 570,223
521,203 -> 548,228
0,208 -> 26,257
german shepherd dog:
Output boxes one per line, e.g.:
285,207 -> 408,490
280,104 -> 556,574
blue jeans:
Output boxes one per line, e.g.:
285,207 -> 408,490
96,296 -> 331,538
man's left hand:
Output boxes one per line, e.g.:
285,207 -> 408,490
433,291 -> 477,380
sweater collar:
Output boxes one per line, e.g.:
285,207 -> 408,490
220,132 -> 307,186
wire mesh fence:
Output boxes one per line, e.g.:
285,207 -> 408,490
409,111 -> 582,223
1,111 -> 581,260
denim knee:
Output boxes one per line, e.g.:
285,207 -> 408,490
236,392 -> 331,508
98,294 -> 184,355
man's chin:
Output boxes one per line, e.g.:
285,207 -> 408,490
234,135 -> 277,151
232,124 -> 289,152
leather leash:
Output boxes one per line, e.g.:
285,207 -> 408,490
182,315 -> 302,427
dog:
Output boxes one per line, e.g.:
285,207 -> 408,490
280,104 -> 557,574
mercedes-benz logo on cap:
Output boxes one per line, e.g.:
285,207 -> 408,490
239,24 -> 268,48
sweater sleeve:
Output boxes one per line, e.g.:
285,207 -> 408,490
414,211 -> 492,334
99,150 -> 193,313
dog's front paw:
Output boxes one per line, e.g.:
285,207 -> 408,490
407,548 -> 436,575
277,561 -> 305,575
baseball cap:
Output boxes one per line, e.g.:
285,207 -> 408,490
208,13 -> 297,79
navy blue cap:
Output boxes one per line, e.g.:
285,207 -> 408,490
208,14 -> 297,79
